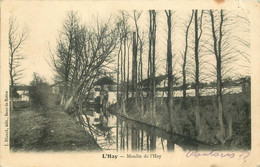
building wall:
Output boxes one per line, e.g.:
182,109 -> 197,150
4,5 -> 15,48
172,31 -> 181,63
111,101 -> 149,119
14,90 -> 29,101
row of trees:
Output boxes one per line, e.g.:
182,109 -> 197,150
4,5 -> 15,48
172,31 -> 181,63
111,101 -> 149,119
9,9 -> 249,147
49,10 -> 249,145
165,9 -> 249,142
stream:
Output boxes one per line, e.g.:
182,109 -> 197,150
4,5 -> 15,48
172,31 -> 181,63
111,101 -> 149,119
79,109 -> 213,151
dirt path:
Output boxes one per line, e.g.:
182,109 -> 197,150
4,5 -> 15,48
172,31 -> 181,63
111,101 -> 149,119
10,106 -> 101,151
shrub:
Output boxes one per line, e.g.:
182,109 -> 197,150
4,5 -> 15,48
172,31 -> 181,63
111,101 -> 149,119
29,73 -> 53,111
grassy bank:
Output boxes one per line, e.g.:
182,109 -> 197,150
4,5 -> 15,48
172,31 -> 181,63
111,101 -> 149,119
10,106 -> 101,151
109,92 -> 251,149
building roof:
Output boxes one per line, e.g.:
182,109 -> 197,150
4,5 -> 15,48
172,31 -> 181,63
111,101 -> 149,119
140,74 -> 179,87
94,77 -> 116,86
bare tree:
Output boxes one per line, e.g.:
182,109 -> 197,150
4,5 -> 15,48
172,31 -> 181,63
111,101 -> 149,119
132,31 -> 138,103
9,16 -> 29,112
116,11 -> 130,116
182,11 -> 194,104
51,11 -> 118,113
165,10 -> 174,150
133,10 -> 145,149
147,10 -> 157,123
194,9 -> 204,137
53,12 -> 79,105
209,9 -> 226,142
133,10 -> 144,116
147,10 -> 157,150
116,26 -> 122,110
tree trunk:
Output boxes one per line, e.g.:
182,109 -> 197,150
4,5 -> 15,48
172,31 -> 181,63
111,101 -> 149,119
141,130 -> 144,151
148,11 -> 153,118
165,11 -> 174,149
210,9 -> 226,142
161,139 -> 165,151
226,111 -> 232,139
127,40 -> 130,100
146,134 -> 150,151
165,10 -> 174,150
150,130 -> 156,151
152,10 -> 157,122
139,40 -> 144,116
122,30 -> 127,115
137,130 -> 140,151
122,123 -> 125,150
120,120 -> 123,150
167,139 -> 175,151
121,37 -> 124,114
217,57 -> 225,140
131,127 -> 137,151
117,39 -> 121,110
182,11 -> 194,106
194,10 -> 202,137
148,10 -> 157,122
126,124 -> 129,150
64,95 -> 74,111
60,92 -> 65,105
116,117 -> 119,151
132,32 -> 138,101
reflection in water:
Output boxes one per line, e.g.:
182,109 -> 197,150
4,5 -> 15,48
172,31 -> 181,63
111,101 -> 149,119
78,83 -> 181,151
82,111 -> 174,152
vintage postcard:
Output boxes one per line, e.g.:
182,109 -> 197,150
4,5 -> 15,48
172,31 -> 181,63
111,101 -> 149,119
1,0 -> 260,166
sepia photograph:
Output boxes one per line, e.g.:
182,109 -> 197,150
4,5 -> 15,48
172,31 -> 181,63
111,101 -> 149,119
1,1 -> 259,167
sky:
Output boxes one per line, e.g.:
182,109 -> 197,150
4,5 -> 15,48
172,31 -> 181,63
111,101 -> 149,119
2,2 -> 119,85
1,1 -> 251,85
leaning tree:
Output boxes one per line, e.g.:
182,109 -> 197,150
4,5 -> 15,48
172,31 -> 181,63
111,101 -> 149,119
50,11 -> 119,116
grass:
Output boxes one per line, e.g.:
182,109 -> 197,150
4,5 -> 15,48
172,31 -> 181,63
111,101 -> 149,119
10,106 -> 101,152
109,92 -> 251,150
10,108 -> 48,151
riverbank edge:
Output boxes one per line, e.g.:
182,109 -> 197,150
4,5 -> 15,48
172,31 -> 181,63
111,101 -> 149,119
107,93 -> 251,150
107,107 -> 220,150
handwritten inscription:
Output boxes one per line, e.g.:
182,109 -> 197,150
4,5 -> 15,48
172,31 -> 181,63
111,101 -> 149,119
186,150 -> 250,162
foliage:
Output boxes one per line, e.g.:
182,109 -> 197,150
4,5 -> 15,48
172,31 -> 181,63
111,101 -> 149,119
29,73 -> 52,111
